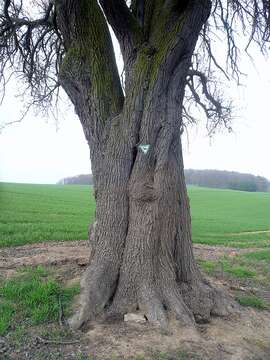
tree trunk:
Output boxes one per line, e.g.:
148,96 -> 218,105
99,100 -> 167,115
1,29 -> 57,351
56,0 -> 233,330
72,111 -> 232,330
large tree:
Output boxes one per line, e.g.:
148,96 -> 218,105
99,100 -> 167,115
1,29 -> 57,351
1,0 -> 269,329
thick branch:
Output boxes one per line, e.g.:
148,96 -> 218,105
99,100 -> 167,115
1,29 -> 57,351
130,0 -> 145,27
57,0 -> 124,140
99,0 -> 143,63
165,0 -> 211,71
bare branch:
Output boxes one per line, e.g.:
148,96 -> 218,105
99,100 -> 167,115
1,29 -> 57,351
183,0 -> 270,134
55,0 -> 125,140
0,0 -> 63,113
1,0 -> 270,137
209,0 -> 270,80
185,68 -> 233,135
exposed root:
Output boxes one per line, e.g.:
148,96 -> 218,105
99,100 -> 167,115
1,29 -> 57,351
35,336 -> 80,345
68,268 -> 94,330
69,241 -> 236,331
211,287 -> 238,317
180,280 -> 236,324
69,264 -> 236,331
163,285 -> 194,326
139,286 -> 168,329
68,260 -> 119,330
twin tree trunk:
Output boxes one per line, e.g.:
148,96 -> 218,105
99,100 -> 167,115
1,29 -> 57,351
57,0 -> 232,329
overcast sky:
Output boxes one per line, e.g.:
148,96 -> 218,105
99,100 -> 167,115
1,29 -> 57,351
0,38 -> 270,184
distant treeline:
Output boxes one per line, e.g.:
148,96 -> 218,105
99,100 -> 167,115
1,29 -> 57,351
58,170 -> 270,192
185,169 -> 270,192
58,174 -> 93,185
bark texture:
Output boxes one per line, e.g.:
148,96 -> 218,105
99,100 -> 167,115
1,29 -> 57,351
56,0 -> 234,329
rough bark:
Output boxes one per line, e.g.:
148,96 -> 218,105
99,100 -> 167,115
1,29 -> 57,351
56,0 -> 235,330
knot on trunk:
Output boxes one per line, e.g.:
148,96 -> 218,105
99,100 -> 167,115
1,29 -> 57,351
128,179 -> 157,202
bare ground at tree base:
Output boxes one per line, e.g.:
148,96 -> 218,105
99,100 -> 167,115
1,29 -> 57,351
1,240 -> 270,360
0,240 -> 260,275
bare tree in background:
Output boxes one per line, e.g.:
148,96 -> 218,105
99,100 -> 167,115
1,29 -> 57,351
0,0 -> 269,329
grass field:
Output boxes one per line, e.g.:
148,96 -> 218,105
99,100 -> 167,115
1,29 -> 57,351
1,182 -> 270,359
0,183 -> 95,247
0,266 -> 79,336
0,182 -> 270,248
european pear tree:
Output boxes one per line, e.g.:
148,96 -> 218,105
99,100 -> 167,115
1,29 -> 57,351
0,0 -> 269,329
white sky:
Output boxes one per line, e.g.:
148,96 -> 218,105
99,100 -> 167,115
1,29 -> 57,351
0,37 -> 270,184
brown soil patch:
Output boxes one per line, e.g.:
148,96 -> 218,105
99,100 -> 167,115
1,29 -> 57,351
3,308 -> 270,359
0,240 -> 259,271
1,240 -> 270,360
82,309 -> 270,359
193,244 -> 259,261
0,240 -> 89,277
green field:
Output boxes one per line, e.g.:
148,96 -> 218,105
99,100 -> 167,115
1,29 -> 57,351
0,182 -> 270,357
0,183 -> 95,247
0,182 -> 270,248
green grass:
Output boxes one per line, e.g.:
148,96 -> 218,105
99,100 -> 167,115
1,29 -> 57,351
0,182 -> 270,248
197,258 -> 256,279
0,266 -> 79,335
0,301 -> 14,335
188,186 -> 270,248
198,255 -> 270,310
236,295 -> 268,310
0,182 -> 95,247
243,249 -> 270,263
222,262 -> 256,278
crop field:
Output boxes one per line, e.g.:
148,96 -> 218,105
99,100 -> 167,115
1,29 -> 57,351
190,186 -> 270,248
0,182 -> 95,247
0,182 -> 270,248
1,182 -> 270,359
